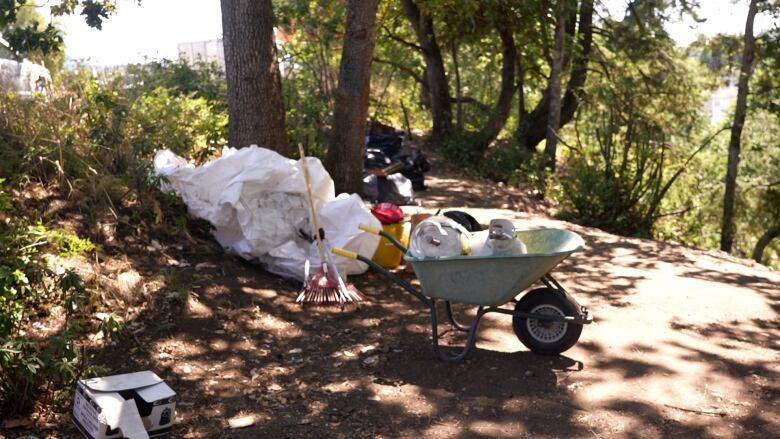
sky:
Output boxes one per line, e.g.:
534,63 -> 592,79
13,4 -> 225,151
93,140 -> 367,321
45,0 -> 780,66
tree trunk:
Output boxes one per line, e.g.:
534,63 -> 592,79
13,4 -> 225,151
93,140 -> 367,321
475,24 -> 516,149
220,0 -> 288,153
401,0 -> 452,144
544,1 -> 567,171
559,0 -> 593,127
452,42 -> 463,130
720,0 -> 759,253
517,0 -> 593,151
753,224 -> 780,264
325,0 -> 380,195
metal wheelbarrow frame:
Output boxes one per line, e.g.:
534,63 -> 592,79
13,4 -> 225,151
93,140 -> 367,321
333,225 -> 593,363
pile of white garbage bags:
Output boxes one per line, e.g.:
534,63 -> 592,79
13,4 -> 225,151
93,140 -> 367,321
153,145 -> 381,281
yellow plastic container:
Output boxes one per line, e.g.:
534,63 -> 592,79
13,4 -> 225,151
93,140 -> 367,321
373,222 -> 410,268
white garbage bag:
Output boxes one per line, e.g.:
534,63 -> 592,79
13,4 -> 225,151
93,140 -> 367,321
153,145 -> 381,281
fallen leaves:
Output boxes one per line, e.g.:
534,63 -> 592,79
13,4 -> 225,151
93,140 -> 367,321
2,418 -> 32,429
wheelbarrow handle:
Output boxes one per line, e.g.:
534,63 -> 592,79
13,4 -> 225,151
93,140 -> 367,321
359,223 -> 409,254
331,247 -> 358,260
330,247 -> 431,307
358,223 -> 381,234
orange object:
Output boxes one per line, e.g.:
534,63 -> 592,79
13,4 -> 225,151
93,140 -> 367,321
373,222 -> 410,268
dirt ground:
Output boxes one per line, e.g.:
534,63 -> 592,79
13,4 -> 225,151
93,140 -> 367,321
3,154 -> 778,439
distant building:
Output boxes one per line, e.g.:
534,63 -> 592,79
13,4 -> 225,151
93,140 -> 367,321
178,29 -> 292,72
0,37 -> 51,96
177,39 -> 225,70
705,73 -> 738,124
706,86 -> 738,124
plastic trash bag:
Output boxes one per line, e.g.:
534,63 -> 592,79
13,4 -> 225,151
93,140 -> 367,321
153,145 -> 381,281
408,216 -> 471,258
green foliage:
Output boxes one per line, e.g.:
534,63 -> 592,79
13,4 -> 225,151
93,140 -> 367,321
659,109 -> 780,263
3,21 -> 62,56
440,131 -> 488,169
130,86 -> 227,160
689,33 -> 742,77
0,58 -> 226,415
753,28 -> 780,116
29,223 -> 98,257
277,0 -> 346,155
1,1 -> 117,57
0,184 -> 102,414
555,29 -> 709,237
0,62 -> 226,190
124,58 -> 227,109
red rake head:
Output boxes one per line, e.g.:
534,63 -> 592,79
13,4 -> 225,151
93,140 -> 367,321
296,268 -> 366,307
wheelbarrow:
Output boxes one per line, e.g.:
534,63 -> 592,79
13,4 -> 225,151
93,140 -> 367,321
331,224 -> 593,363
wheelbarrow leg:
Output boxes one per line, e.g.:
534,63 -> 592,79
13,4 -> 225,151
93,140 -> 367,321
430,300 -> 487,363
444,301 -> 472,332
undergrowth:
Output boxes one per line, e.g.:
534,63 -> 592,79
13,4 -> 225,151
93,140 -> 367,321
0,60 -> 223,417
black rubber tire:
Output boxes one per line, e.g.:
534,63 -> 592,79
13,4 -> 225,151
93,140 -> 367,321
512,288 -> 583,355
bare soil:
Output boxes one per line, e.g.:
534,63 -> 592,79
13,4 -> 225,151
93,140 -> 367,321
3,155 -> 778,438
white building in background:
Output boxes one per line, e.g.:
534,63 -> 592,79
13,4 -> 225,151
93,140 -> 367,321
705,73 -> 738,124
0,37 -> 51,96
706,86 -> 738,124
177,39 -> 225,70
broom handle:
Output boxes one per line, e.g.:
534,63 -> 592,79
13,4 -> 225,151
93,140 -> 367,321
298,144 -> 327,263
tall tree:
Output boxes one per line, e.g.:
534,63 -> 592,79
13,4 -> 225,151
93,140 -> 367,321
221,0 -> 288,153
325,0 -> 380,194
400,0 -> 452,144
517,0 -> 593,151
544,0 -> 567,170
720,0 -> 759,253
473,22 -> 516,151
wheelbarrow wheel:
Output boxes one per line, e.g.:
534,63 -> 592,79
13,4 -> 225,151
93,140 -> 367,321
512,288 -> 582,355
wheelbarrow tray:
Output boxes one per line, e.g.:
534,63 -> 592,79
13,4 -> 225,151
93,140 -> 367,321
404,228 -> 584,306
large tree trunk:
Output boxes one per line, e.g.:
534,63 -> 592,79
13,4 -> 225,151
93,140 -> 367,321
721,0 -> 759,253
401,0 -> 452,144
220,0 -> 288,153
517,0 -> 593,151
544,1 -> 567,171
753,224 -> 780,264
325,0 -> 380,194
474,24 -> 516,150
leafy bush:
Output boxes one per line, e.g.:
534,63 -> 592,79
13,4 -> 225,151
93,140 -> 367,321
124,58 -> 227,108
554,38 -> 709,238
0,180 -> 106,415
440,131 -> 490,169
0,59 -> 225,415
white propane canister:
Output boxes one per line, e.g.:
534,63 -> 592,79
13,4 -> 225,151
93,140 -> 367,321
469,219 -> 528,257
409,216 -> 471,258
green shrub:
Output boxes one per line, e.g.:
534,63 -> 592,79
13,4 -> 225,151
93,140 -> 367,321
440,131 -> 489,169
0,181 -> 108,416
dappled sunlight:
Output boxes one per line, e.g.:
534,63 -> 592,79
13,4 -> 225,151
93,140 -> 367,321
20,154 -> 775,437
58,201 -> 775,438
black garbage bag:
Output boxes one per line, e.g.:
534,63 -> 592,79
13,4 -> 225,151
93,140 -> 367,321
443,211 -> 483,232
363,174 -> 415,205
394,150 -> 431,191
366,133 -> 403,157
363,121 -> 431,195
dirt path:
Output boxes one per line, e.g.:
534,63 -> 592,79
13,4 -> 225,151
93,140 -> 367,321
6,160 -> 778,439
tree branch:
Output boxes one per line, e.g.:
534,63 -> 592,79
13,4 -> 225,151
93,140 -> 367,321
373,57 -> 424,84
380,24 -> 422,52
753,224 -> 780,263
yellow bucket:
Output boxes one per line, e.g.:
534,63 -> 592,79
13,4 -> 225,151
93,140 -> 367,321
373,222 -> 410,268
